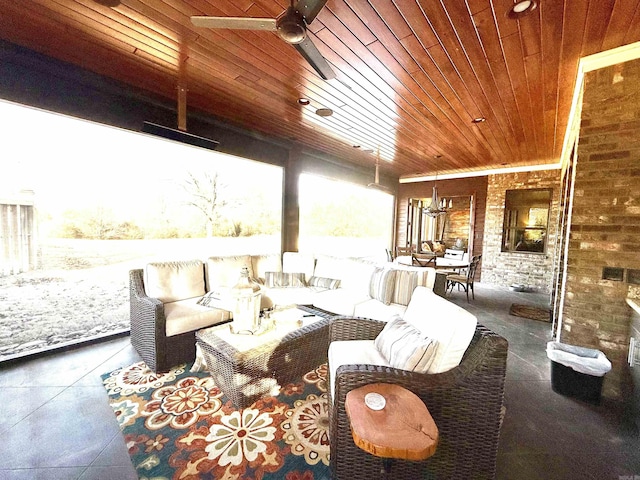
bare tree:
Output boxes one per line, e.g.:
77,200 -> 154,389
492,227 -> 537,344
183,171 -> 227,237
87,206 -> 117,239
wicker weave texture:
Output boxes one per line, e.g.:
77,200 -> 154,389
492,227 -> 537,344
129,269 -> 201,372
196,317 -> 330,408
328,318 -> 508,480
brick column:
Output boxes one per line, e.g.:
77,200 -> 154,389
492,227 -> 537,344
560,59 -> 640,398
481,170 -> 560,294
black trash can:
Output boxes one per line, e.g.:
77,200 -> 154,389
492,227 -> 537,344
546,342 -> 612,404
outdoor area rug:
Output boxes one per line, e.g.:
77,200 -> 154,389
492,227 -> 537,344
509,303 -> 551,322
101,361 -> 330,480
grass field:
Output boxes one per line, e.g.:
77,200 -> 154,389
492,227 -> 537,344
0,236 -> 279,358
1,235 -> 387,359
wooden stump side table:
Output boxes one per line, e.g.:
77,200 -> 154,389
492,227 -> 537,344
345,383 -> 438,479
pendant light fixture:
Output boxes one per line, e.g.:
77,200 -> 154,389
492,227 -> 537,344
424,171 -> 450,217
367,147 -> 391,192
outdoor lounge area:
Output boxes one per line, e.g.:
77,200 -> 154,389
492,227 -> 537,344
1,1 -> 640,479
1,283 -> 638,479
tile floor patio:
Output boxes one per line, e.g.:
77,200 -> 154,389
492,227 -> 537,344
0,283 -> 638,479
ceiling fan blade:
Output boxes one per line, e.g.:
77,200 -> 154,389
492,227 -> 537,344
295,0 -> 329,25
191,16 -> 277,31
294,36 -> 336,80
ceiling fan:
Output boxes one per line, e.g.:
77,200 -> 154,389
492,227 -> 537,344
191,0 -> 336,80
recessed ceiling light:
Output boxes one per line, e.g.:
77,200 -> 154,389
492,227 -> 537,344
508,1 -> 537,18
315,108 -> 334,117
298,98 -> 310,105
362,149 -> 374,154
472,117 -> 486,123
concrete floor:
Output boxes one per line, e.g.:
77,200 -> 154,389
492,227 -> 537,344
0,283 -> 638,479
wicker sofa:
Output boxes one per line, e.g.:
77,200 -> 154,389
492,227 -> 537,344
129,253 -> 437,372
328,289 -> 509,479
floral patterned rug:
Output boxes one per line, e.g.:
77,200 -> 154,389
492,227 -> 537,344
101,361 -> 330,480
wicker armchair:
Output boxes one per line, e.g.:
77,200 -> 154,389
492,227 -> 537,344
129,268 -> 202,372
328,316 -> 508,480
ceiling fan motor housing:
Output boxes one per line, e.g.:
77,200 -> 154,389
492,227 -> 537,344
277,6 -> 307,44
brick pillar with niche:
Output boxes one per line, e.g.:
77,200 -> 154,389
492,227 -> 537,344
560,58 -> 640,399
481,169 -> 560,294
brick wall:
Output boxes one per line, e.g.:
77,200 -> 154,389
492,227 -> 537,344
443,199 -> 471,246
482,170 -> 561,294
559,59 -> 640,398
397,176 -> 488,277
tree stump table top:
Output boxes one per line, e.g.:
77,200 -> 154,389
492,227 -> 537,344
345,383 -> 438,462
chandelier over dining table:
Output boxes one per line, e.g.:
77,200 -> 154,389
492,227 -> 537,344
424,174 -> 452,217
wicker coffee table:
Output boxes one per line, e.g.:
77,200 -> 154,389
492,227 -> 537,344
196,306 -> 330,408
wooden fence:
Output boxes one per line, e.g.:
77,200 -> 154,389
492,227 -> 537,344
1,191 -> 37,276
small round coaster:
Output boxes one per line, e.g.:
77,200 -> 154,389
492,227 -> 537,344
364,392 -> 386,410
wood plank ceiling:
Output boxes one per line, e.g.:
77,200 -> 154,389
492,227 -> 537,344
0,0 -> 639,179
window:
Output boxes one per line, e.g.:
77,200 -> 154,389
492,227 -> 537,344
298,174 -> 394,258
502,188 -> 552,253
1,99 -> 283,359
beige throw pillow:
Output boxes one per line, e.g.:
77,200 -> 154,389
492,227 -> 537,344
144,260 -> 205,303
374,316 -> 437,373
264,271 -> 307,288
369,267 -> 396,305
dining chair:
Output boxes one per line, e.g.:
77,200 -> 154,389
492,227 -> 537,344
411,252 -> 437,267
444,249 -> 465,260
446,254 -> 482,302
385,248 -> 394,262
395,245 -> 414,257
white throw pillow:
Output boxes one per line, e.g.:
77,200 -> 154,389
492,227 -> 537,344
403,286 -> 477,374
374,316 -> 437,373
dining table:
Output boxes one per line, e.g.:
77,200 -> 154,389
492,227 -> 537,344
435,257 -> 470,271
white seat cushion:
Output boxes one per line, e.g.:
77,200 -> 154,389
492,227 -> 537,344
328,340 -> 390,399
403,286 -> 477,373
339,259 -> 377,297
144,260 -> 205,303
164,298 -> 231,336
353,299 -> 407,322
312,288 -> 370,316
261,286 -> 318,307
251,254 -> 282,283
313,255 -> 347,280
282,252 -> 316,282
205,255 -> 253,290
